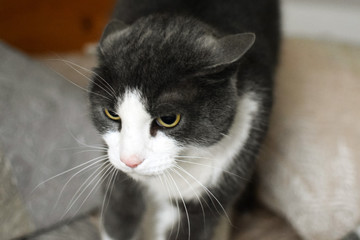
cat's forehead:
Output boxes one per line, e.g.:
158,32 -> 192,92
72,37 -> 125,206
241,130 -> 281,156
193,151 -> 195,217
115,83 -> 197,112
118,15 -> 216,49
101,16 -> 217,76
95,16 -> 219,108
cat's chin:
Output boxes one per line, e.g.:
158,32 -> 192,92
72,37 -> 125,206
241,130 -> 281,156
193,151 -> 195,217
123,169 -> 169,182
127,172 -> 155,182
110,163 -> 171,181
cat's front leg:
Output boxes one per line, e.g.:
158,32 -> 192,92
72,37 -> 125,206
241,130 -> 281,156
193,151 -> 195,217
168,202 -> 232,240
100,173 -> 145,240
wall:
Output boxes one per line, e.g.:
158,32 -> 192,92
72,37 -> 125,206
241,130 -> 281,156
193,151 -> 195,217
1,0 -> 359,54
0,0 -> 116,53
282,0 -> 360,45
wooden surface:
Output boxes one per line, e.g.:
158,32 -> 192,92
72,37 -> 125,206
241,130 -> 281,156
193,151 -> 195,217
0,0 -> 116,53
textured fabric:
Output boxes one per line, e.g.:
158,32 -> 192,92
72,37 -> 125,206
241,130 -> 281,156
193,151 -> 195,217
0,42 -> 102,239
0,152 -> 35,240
257,39 -> 360,240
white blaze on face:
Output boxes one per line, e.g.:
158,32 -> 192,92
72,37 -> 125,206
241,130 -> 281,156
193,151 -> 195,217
103,89 -> 180,177
117,90 -> 150,162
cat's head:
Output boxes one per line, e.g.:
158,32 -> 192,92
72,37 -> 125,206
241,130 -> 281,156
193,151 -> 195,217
89,15 -> 255,180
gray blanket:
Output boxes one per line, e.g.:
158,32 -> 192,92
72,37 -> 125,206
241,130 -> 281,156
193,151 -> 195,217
0,42 -> 102,240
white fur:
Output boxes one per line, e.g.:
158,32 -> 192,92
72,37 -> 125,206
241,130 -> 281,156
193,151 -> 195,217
100,230 -> 114,240
103,89 -> 180,179
154,198 -> 179,240
204,94 -> 259,184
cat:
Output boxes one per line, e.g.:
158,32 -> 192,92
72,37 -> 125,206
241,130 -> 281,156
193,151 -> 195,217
89,0 -> 280,239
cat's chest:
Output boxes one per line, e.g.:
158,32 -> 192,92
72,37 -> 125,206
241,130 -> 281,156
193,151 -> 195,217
144,157 -> 212,201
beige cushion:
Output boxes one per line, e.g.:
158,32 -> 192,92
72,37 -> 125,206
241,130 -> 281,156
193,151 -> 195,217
257,38 -> 360,240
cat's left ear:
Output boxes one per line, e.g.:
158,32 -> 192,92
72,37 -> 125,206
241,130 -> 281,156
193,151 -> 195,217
99,20 -> 128,54
209,33 -> 256,69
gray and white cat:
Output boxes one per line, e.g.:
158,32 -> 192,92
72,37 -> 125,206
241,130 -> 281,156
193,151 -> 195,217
89,0 -> 280,239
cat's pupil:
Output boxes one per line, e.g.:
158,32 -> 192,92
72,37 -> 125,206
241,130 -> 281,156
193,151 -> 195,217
160,115 -> 176,124
109,110 -> 118,117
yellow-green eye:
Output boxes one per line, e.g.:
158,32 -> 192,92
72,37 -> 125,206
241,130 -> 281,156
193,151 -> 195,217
104,108 -> 121,121
156,114 -> 181,128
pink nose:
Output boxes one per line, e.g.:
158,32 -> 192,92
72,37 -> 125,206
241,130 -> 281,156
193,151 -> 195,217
121,155 -> 143,168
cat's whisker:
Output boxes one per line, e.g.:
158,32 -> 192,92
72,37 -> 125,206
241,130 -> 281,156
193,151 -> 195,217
166,169 -> 191,240
62,61 -> 117,99
65,129 -> 107,151
71,164 -> 115,219
175,158 -> 249,181
239,146 -> 260,158
54,146 -> 106,156
52,157 -> 107,210
51,58 -> 118,97
101,171 -> 130,225
175,155 -> 212,160
157,173 -> 176,239
61,163 -> 111,220
220,132 -> 229,137
73,145 -> 107,151
250,126 -> 266,132
62,162 -> 106,211
100,167 -> 118,224
55,146 -> 107,152
174,165 -> 234,227
74,149 -> 108,155
169,168 -> 207,228
162,172 -> 181,240
173,164 -> 222,217
49,67 -> 112,101
176,169 -> 224,222
31,155 -> 108,194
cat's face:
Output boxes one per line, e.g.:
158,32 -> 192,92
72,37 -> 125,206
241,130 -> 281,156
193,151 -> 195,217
89,15 -> 255,180
90,75 -> 237,180
101,89 -> 183,177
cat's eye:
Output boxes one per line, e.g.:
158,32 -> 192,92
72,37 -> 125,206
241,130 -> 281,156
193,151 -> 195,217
104,108 -> 121,121
156,114 -> 181,128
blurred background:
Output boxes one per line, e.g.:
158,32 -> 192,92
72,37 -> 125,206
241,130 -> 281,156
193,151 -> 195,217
0,0 -> 359,54
0,0 -> 116,53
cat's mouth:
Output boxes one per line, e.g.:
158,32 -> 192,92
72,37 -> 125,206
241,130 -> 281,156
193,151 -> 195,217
109,157 -> 174,179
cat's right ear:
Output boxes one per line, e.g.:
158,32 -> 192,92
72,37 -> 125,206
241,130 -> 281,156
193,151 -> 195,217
210,33 -> 256,69
99,20 -> 128,54
195,33 -> 255,79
